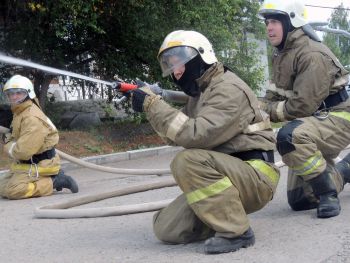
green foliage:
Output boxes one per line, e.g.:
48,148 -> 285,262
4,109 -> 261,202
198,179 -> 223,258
0,0 -> 266,103
44,101 -> 67,124
323,4 -> 350,67
84,144 -> 102,153
100,103 -> 115,118
131,113 -> 147,125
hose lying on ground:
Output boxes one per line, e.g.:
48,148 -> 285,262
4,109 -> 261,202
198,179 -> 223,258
56,149 -> 171,175
34,158 -> 289,219
35,177 -> 176,218
36,147 -> 348,219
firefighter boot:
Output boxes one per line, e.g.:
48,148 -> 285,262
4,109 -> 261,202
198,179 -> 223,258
204,227 -> 255,254
308,170 -> 340,218
52,170 -> 79,193
336,153 -> 350,185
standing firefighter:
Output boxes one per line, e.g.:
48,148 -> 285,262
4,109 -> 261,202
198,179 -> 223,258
130,30 -> 280,254
0,75 -> 78,199
258,0 -> 350,218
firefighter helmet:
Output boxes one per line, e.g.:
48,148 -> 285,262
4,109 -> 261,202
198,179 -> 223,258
3,75 -> 35,104
158,30 -> 217,77
258,0 -> 308,28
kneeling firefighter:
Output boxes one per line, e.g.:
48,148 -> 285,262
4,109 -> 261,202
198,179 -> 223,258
258,0 -> 350,218
0,75 -> 78,199
129,30 -> 280,254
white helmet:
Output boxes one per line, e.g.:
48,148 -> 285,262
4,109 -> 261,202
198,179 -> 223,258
258,0 -> 308,28
3,75 -> 36,104
158,30 -> 217,77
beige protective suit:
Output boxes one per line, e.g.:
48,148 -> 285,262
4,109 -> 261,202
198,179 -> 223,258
263,28 -> 350,210
0,100 -> 60,199
147,62 -> 280,243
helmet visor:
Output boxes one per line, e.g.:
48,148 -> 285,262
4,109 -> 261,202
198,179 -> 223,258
158,46 -> 198,77
4,88 -> 28,105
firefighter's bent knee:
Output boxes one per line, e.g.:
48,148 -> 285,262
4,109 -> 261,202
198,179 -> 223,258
277,120 -> 303,156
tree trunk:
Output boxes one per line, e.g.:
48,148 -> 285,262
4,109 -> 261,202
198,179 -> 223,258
33,72 -> 53,112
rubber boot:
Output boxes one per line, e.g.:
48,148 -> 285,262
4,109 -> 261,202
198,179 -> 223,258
52,170 -> 79,193
308,170 -> 340,218
336,152 -> 350,185
204,227 -> 255,254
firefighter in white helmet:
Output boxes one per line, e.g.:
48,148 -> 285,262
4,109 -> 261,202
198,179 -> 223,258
258,0 -> 350,218
0,75 -> 78,199
129,30 -> 280,254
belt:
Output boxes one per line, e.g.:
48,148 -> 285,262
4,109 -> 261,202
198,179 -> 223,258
21,148 -> 56,164
318,87 -> 348,110
230,150 -> 274,163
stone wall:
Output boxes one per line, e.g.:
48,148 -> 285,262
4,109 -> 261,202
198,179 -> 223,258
45,99 -> 128,129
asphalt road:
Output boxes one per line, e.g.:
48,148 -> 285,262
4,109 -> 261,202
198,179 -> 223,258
1,149 -> 350,263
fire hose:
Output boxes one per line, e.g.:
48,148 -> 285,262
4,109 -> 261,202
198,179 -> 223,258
34,153 -> 346,219
0,126 -> 177,218
34,152 -> 289,219
56,149 -> 172,175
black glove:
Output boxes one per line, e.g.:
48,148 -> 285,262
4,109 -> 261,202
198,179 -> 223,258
0,105 -> 13,129
131,89 -> 148,112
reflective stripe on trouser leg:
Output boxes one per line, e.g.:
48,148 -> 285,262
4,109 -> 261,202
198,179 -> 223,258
186,177 -> 232,205
284,115 -> 350,204
1,172 -> 53,199
290,150 -> 324,177
279,119 -> 327,181
171,149 -> 277,238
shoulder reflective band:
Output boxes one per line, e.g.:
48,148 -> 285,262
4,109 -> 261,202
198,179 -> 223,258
186,177 -> 232,205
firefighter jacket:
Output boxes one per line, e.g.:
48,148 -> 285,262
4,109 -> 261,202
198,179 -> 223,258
264,28 -> 350,122
145,62 -> 276,154
4,100 -> 60,175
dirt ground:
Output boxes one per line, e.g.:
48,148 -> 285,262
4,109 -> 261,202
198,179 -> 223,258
0,121 -> 165,170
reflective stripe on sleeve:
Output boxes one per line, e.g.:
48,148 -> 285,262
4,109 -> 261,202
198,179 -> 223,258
276,101 -> 286,121
290,151 -> 324,176
333,75 -> 349,87
246,160 -> 279,184
166,112 -> 189,141
8,142 -> 16,158
244,119 -> 272,133
267,85 -> 294,98
186,177 -> 232,205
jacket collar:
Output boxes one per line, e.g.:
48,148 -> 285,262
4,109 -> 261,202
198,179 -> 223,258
196,62 -> 224,92
277,28 -> 306,52
12,100 -> 33,115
